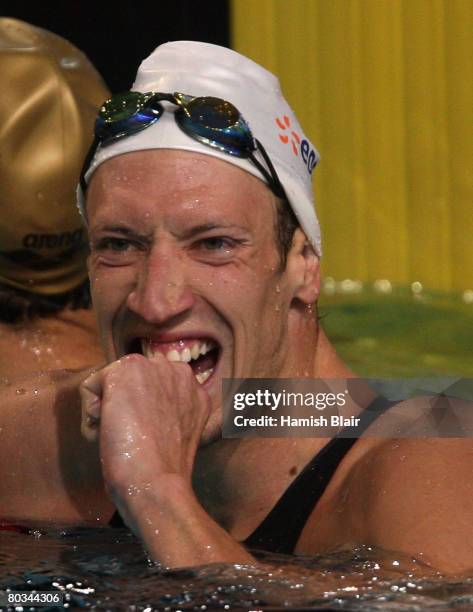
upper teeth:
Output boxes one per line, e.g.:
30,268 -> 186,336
141,340 -> 215,364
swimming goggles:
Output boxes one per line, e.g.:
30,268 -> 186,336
79,91 -> 287,201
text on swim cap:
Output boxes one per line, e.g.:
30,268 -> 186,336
22,229 -> 84,250
276,116 -> 318,175
300,140 -> 317,175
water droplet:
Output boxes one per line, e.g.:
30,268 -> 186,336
60,57 -> 80,69
16,388 -> 26,395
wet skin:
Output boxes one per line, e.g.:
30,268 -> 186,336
81,149 -> 321,564
85,149 -> 319,445
2,150 -> 473,572
0,309 -> 103,378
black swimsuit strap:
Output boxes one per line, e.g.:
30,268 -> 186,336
243,395 -> 397,553
110,395 -> 396,548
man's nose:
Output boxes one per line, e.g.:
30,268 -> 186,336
126,248 -> 195,324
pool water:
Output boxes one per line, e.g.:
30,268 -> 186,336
320,291 -> 473,377
2,524 -> 473,611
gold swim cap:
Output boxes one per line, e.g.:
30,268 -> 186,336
0,18 -> 109,295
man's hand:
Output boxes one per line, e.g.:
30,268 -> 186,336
80,353 -> 253,567
80,352 -> 211,499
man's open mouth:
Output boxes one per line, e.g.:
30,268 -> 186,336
135,338 -> 220,385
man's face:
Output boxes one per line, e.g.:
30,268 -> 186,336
87,150 -> 299,442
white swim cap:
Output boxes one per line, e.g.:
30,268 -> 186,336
80,41 -> 322,255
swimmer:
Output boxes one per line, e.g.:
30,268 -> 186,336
1,41 -> 473,574
0,18 -> 108,377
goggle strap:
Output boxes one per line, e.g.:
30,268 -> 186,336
80,135 -> 100,200
253,139 -> 288,200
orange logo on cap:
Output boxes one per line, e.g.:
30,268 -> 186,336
276,115 -> 300,156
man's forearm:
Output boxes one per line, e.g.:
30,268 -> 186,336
113,474 -> 254,567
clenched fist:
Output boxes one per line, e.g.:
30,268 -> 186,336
80,353 -> 211,528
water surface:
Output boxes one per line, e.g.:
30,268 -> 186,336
1,524 -> 473,611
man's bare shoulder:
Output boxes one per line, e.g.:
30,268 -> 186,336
0,311 -> 104,377
340,435 -> 473,574
297,395 -> 473,574
0,367 -> 111,523
1,367 -> 94,406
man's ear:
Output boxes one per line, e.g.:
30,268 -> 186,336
288,228 -> 320,305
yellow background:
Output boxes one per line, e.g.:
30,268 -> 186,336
231,0 -> 472,293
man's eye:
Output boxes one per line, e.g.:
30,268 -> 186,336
192,236 -> 245,263
199,237 -> 232,251
96,237 -> 132,252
